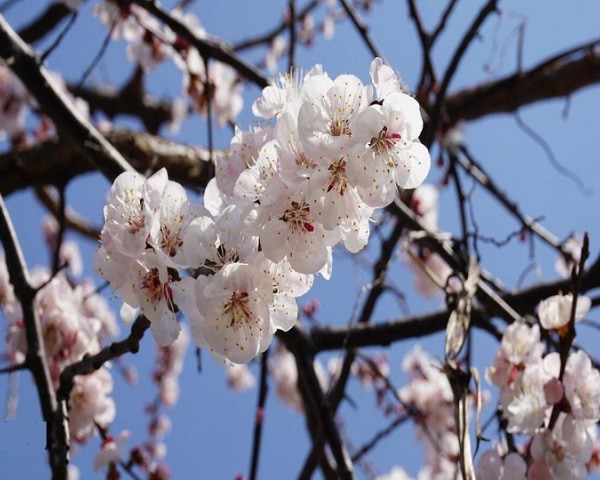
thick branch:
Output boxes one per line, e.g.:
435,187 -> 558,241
0,13 -> 134,181
0,128 -> 217,196
18,3 -> 71,45
445,41 -> 600,123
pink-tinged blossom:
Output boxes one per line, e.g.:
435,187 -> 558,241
233,140 -> 280,205
127,17 -> 169,71
347,91 -> 430,207
195,263 -> 273,364
93,1 -> 146,41
257,182 -> 336,274
538,293 -> 591,332
215,126 -> 274,196
486,322 -> 545,414
69,369 -> 116,443
405,247 -> 452,299
560,351 -> 600,421
411,184 -> 439,232
94,430 -> 131,471
305,153 -> 375,253
154,326 -> 189,407
130,251 -> 181,346
0,65 -> 29,140
103,168 -> 167,258
148,179 -> 208,268
252,65 -> 323,119
530,414 -> 593,480
476,449 -> 527,480
182,204 -> 259,274
505,361 -> 550,434
268,344 -> 328,411
226,363 -> 256,392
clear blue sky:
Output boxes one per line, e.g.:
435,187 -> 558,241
1,1 -> 599,479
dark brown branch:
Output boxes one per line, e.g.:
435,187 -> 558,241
0,13 -> 134,181
280,327 -> 355,480
18,3 -> 71,45
248,349 -> 270,480
68,68 -> 175,134
425,0 -> 498,146
310,253 -> 600,352
338,0 -> 384,62
445,41 -> 600,123
0,128 -> 217,196
57,315 -> 151,403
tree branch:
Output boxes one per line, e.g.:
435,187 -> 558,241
57,315 -> 151,403
0,13 -> 134,181
445,40 -> 600,123
0,128 -> 217,196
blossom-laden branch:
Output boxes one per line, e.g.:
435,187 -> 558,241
126,0 -> 269,89
0,13 -> 134,182
0,193 -> 69,479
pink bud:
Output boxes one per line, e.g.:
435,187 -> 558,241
544,377 -> 564,405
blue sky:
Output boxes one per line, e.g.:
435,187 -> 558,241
1,0 -> 599,479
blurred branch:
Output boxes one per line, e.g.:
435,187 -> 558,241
0,128 -> 217,196
0,13 -> 134,181
445,40 -> 600,123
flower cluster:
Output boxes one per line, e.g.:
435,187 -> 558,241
95,58 -> 431,365
91,0 -> 243,129
397,344 -> 475,479
1,237 -> 118,444
482,291 -> 599,479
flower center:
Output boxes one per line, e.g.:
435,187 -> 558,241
141,267 -> 172,304
160,217 -> 184,257
327,158 -> 348,196
224,291 -> 253,328
369,126 -> 402,158
281,201 -> 314,233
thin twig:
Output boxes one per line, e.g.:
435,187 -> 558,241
248,350 -> 270,480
